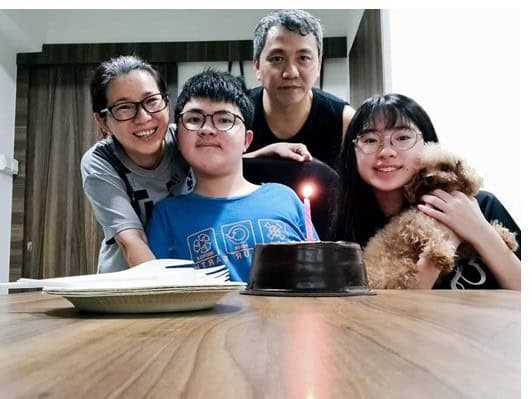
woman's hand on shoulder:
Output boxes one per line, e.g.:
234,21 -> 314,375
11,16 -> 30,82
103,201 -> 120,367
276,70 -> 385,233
417,189 -> 490,245
342,105 -> 356,140
244,143 -> 312,162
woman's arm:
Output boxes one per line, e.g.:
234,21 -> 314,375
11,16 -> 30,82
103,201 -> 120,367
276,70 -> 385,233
243,142 -> 312,162
115,229 -> 156,267
419,190 -> 521,290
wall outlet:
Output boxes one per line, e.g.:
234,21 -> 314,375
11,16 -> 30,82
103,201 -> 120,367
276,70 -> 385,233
0,154 -> 18,176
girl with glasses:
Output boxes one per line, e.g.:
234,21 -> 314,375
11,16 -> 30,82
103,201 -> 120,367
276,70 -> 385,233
332,93 -> 520,290
81,55 -> 193,273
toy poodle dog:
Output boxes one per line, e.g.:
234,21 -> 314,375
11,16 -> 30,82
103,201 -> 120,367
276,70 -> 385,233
363,143 -> 518,289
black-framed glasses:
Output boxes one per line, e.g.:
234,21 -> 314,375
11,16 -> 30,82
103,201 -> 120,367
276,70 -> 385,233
353,129 -> 422,154
99,93 -> 168,121
178,110 -> 244,132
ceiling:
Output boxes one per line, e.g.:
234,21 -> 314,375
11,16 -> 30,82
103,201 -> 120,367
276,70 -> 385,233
1,9 -> 363,54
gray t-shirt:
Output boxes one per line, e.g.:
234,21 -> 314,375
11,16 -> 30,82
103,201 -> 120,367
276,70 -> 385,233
81,126 -> 193,273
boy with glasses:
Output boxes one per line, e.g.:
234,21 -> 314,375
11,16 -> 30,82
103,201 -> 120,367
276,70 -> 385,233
146,70 -> 317,282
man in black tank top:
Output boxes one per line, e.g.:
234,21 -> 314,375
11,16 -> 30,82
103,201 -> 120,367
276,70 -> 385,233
244,9 -> 356,170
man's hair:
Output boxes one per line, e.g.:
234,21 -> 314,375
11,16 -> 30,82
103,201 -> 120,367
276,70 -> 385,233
174,69 -> 254,129
253,9 -> 323,62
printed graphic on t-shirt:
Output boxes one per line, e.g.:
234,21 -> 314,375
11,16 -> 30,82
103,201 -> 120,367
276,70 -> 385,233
258,219 -> 290,242
166,174 -> 182,192
128,188 -> 153,224
186,219 -> 295,271
168,169 -> 194,196
450,257 -> 487,289
187,228 -> 225,269
222,221 -> 256,254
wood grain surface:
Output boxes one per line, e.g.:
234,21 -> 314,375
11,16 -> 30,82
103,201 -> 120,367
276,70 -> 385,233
0,290 -> 520,399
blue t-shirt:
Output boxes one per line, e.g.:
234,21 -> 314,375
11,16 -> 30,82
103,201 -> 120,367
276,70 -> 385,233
146,183 -> 318,282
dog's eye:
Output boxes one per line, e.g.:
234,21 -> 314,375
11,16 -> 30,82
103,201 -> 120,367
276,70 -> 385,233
439,164 -> 450,172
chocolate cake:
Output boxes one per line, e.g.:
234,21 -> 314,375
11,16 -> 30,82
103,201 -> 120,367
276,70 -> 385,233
243,241 -> 371,296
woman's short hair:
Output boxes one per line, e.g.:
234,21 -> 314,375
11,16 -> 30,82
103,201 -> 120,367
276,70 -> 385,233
90,55 -> 167,116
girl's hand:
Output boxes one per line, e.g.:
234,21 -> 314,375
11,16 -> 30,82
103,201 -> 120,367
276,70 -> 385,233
418,189 -> 521,290
417,189 -> 490,246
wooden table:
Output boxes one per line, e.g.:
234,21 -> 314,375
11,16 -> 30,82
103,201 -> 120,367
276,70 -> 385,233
0,290 -> 519,398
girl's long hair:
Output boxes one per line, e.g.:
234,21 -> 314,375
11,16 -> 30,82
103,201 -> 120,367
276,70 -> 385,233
331,93 -> 439,245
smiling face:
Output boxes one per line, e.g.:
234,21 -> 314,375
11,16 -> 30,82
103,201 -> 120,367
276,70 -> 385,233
355,117 -> 425,197
254,26 -> 321,107
176,98 -> 253,178
94,70 -> 169,168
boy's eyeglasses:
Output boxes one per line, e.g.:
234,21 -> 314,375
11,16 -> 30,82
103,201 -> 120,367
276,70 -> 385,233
178,110 -> 244,132
99,93 -> 168,121
353,129 -> 422,154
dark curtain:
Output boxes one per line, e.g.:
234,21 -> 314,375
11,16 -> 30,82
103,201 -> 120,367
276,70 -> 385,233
23,65 -> 100,278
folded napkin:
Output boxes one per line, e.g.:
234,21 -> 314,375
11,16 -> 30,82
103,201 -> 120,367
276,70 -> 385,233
1,259 -> 230,290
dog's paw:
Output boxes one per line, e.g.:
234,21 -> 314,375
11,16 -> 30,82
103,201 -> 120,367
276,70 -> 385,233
423,242 -> 456,274
492,221 -> 519,252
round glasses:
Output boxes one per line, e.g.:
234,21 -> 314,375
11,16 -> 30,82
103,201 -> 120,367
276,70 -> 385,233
353,129 -> 422,154
178,110 -> 244,132
99,93 -> 168,121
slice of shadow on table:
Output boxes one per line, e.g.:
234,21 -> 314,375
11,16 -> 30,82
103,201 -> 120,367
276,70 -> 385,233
44,303 -> 241,319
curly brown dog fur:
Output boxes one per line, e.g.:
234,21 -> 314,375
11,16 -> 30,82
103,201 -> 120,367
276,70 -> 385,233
363,143 -> 518,289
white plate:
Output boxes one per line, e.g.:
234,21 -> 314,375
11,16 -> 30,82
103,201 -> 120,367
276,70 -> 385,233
44,283 -> 245,314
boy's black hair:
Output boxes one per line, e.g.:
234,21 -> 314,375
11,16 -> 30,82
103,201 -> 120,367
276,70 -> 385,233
174,69 -> 254,129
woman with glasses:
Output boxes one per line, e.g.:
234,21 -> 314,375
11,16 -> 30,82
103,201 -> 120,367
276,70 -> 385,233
333,93 -> 520,290
81,55 -> 193,273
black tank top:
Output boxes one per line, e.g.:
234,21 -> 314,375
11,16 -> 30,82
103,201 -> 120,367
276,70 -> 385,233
248,87 -> 347,170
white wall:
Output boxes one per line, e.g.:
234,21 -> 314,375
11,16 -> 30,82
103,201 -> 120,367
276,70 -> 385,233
0,39 -> 17,290
40,9 -> 354,44
382,9 -> 521,224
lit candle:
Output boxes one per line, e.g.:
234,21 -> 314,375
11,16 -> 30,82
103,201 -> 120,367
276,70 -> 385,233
302,185 -> 314,241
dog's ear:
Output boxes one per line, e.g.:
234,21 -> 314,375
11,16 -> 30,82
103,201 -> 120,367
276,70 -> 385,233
404,167 -> 426,203
454,159 -> 483,195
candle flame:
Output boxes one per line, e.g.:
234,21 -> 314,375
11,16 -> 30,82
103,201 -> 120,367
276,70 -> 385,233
302,184 -> 314,199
